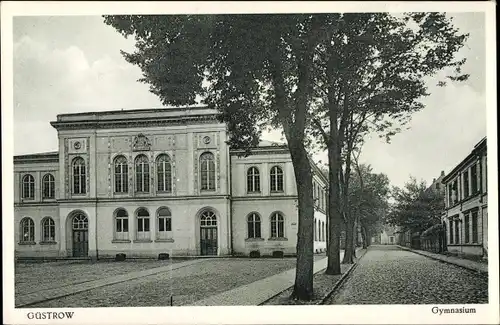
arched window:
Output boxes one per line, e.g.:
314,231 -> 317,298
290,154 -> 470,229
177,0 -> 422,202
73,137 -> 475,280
20,217 -> 35,243
42,174 -> 55,199
72,157 -> 86,194
22,174 -> 35,199
114,208 -> 129,240
41,217 -> 56,242
247,213 -> 261,238
247,167 -> 260,193
72,213 -> 88,230
135,155 -> 150,193
114,156 -> 128,193
136,208 -> 150,240
200,152 -> 215,191
270,212 -> 285,238
157,207 -> 172,239
200,210 -> 217,226
157,154 -> 172,193
270,166 -> 284,192
314,219 -> 318,241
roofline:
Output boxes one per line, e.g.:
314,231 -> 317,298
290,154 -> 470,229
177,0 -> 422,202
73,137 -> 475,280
442,137 -> 487,183
14,151 -> 59,159
55,105 -> 210,119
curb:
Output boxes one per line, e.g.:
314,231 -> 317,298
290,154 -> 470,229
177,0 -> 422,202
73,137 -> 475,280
397,245 -> 488,275
317,248 -> 368,305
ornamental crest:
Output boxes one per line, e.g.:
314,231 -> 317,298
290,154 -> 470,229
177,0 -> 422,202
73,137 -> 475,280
132,133 -> 151,151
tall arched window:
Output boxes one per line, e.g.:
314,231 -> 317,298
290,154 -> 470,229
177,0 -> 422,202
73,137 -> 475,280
114,156 -> 128,193
247,213 -> 261,238
135,155 -> 150,193
322,221 -> 325,241
314,219 -> 318,241
41,217 -> 56,242
20,217 -> 35,243
22,174 -> 35,199
72,157 -> 86,194
136,208 -> 150,240
157,207 -> 172,239
247,167 -> 260,193
270,166 -> 284,192
157,154 -> 172,193
42,174 -> 55,199
200,152 -> 215,191
114,208 -> 129,241
270,212 -> 285,238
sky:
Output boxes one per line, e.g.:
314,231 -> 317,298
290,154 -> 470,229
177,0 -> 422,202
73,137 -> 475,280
12,13 -> 487,188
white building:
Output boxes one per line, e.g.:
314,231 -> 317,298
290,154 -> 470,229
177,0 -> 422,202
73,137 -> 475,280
14,107 -> 328,259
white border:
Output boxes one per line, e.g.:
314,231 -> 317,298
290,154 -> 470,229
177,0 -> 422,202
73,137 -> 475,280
2,2 -> 498,325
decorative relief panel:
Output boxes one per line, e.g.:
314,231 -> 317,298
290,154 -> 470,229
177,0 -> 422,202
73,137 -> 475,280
111,137 -> 130,152
195,133 -> 218,149
107,138 -> 112,197
64,139 -> 69,199
133,133 -> 151,151
216,150 -> 220,190
154,135 -> 175,150
172,150 -> 177,194
68,138 -> 88,154
193,137 -> 198,194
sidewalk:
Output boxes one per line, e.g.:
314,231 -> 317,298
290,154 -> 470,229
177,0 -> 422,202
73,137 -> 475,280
192,249 -> 360,306
15,259 -> 204,307
398,245 -> 488,274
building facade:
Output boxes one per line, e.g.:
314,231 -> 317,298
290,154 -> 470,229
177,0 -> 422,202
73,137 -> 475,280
441,137 -> 488,257
14,107 -> 328,259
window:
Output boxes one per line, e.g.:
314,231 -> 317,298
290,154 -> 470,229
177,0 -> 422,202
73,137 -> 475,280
200,210 -> 217,226
270,166 -> 284,192
448,183 -> 453,206
270,212 -> 285,238
247,167 -> 260,193
314,219 -> 317,241
42,174 -> 55,199
72,213 -> 88,230
452,179 -> 458,203
22,174 -> 35,199
471,163 -> 478,194
247,213 -> 261,238
157,154 -> 172,193
472,210 -> 478,243
464,214 -> 470,243
72,157 -> 86,194
20,217 -> 35,243
449,220 -> 454,244
114,208 -> 129,241
41,217 -> 56,242
135,155 -> 150,193
157,207 -> 172,239
435,183 -> 440,190
454,218 -> 459,244
463,170 -> 469,198
322,221 -> 326,241
114,156 -> 128,193
200,152 -> 216,191
136,208 -> 150,240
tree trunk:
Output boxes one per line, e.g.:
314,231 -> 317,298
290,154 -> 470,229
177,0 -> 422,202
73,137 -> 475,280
361,224 -> 368,249
289,138 -> 315,301
342,216 -> 355,264
326,146 -> 341,275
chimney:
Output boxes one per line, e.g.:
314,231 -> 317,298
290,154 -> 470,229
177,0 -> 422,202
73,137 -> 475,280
441,170 -> 445,176
433,178 -> 436,183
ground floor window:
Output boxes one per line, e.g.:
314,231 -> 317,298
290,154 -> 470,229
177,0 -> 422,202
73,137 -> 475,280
41,217 -> 56,242
247,213 -> 261,238
270,212 -> 285,238
471,210 -> 478,243
464,214 -> 470,243
157,207 -> 172,240
20,217 -> 35,243
115,208 -> 129,240
454,218 -> 459,244
136,208 -> 150,240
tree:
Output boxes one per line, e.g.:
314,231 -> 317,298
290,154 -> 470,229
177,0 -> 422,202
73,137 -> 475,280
103,14 -> 334,301
387,177 -> 445,234
307,13 -> 468,272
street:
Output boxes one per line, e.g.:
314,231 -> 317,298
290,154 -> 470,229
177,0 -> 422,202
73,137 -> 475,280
326,245 -> 488,305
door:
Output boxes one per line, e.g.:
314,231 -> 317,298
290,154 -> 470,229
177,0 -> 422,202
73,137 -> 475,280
72,213 -> 89,257
200,227 -> 217,256
73,230 -> 89,257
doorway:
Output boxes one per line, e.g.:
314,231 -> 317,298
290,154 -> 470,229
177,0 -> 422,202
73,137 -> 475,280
200,210 -> 217,256
72,213 -> 89,257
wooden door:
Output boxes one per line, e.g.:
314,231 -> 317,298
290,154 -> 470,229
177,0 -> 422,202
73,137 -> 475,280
200,227 -> 217,256
73,230 -> 89,257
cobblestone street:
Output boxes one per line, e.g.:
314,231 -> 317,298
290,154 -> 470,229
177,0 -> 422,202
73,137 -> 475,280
326,245 -> 488,305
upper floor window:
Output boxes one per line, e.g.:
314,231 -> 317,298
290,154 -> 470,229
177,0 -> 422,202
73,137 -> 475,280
135,155 -> 150,193
247,167 -> 260,193
157,154 -> 172,193
42,173 -> 55,199
41,217 -> 56,242
22,174 -> 35,199
114,208 -> 129,241
200,152 -> 215,191
314,218 -> 318,241
136,207 -> 150,240
463,170 -> 469,198
72,157 -> 86,194
114,156 -> 128,193
247,212 -> 261,238
20,217 -> 35,243
471,163 -> 478,194
270,166 -> 284,192
157,207 -> 172,239
270,212 -> 285,238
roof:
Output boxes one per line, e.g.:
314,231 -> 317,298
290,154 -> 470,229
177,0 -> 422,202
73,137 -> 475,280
442,137 -> 487,183
14,151 -> 59,164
